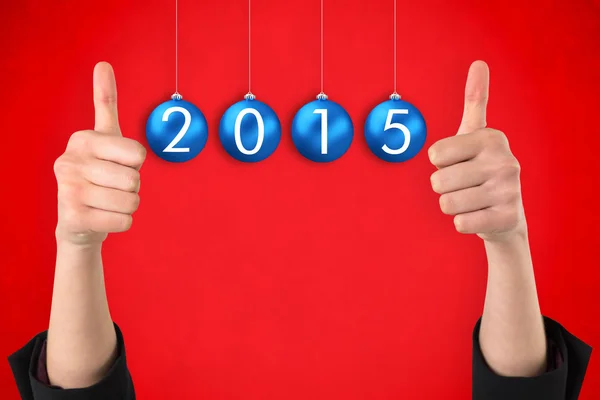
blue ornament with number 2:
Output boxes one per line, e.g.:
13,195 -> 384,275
292,98 -> 354,162
219,98 -> 281,162
364,98 -> 426,162
146,98 -> 208,163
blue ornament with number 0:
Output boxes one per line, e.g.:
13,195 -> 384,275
219,96 -> 281,162
364,96 -> 427,162
292,95 -> 354,162
146,95 -> 208,163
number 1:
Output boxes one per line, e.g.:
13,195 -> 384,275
314,109 -> 328,154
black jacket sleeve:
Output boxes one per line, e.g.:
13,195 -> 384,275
8,323 -> 135,400
473,316 -> 592,400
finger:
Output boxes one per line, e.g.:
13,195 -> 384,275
93,62 -> 121,136
439,186 -> 493,216
85,208 -> 133,233
453,207 -> 517,234
457,60 -> 489,135
82,159 -> 141,193
82,184 -> 140,214
428,131 -> 484,168
430,160 -> 488,194
68,131 -> 146,169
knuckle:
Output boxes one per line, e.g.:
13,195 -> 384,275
498,159 -> 521,178
125,170 -> 141,191
68,130 -> 94,150
103,94 -> 117,106
430,172 -> 443,194
454,216 -> 469,233
134,142 -> 147,165
428,145 -> 438,164
439,194 -> 454,215
124,139 -> 147,166
53,156 -> 73,178
465,88 -> 489,104
428,142 -> 443,165
120,214 -> 133,231
128,194 -> 141,213
480,129 -> 508,150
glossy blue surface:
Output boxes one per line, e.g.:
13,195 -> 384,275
146,99 -> 208,163
292,99 -> 354,162
219,99 -> 281,162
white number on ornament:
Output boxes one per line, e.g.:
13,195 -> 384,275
235,108 -> 265,155
162,106 -> 192,153
383,109 -> 411,155
314,109 -> 328,154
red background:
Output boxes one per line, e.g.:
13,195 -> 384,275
1,0 -> 599,398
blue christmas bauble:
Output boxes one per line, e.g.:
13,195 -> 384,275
219,98 -> 281,162
364,98 -> 427,162
146,98 -> 208,163
292,98 -> 354,162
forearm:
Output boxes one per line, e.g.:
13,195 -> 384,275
480,228 -> 547,377
47,240 -> 117,388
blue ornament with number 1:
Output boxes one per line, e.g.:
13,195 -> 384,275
364,93 -> 427,162
219,93 -> 281,162
146,93 -> 208,163
292,93 -> 354,163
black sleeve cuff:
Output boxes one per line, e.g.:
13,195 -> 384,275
472,316 -> 592,400
8,323 -> 135,400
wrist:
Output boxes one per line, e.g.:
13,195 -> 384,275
484,227 -> 528,247
55,239 -> 103,276
56,237 -> 103,255
483,225 -> 534,274
55,224 -> 106,249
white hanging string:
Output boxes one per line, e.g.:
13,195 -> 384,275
172,0 -> 182,100
390,0 -> 400,100
245,0 -> 256,100
317,0 -> 327,100
321,0 -> 323,93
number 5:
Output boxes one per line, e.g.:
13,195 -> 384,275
383,109 -> 410,155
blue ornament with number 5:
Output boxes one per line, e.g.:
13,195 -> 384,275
292,97 -> 354,163
364,98 -> 426,162
219,98 -> 281,162
146,97 -> 208,163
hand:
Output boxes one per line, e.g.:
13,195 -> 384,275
428,61 -> 526,242
54,62 -> 146,246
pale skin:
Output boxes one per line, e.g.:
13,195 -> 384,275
47,61 -> 546,388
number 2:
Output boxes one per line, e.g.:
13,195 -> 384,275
162,106 -> 192,153
383,109 -> 411,155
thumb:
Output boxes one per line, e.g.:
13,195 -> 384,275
93,62 -> 122,136
457,60 -> 489,135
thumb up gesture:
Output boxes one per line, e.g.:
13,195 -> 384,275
54,62 -> 147,246
428,61 -> 526,242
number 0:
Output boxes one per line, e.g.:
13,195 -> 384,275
235,108 -> 264,155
